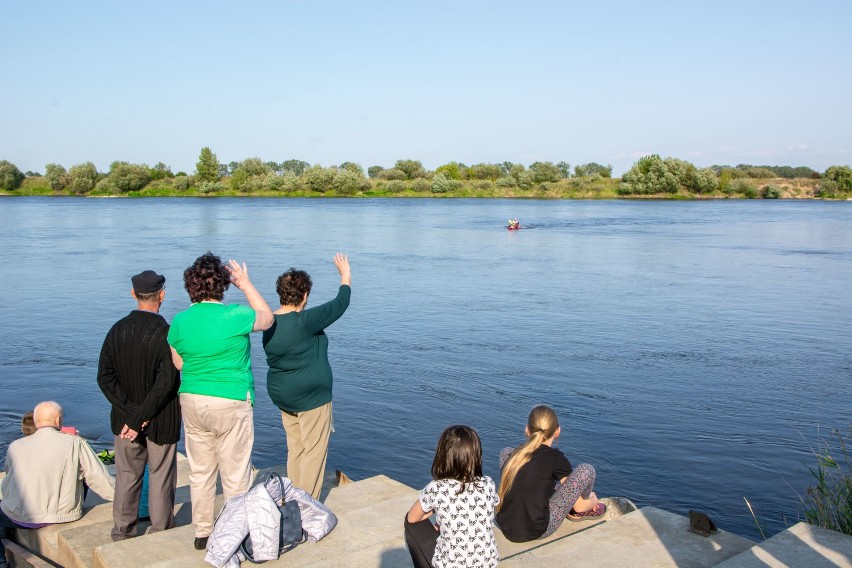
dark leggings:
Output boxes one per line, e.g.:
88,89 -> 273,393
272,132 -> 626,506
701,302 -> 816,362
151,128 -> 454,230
499,447 -> 596,539
403,515 -> 437,568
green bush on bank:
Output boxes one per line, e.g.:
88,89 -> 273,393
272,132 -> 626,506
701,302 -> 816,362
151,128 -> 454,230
0,160 -> 25,191
800,427 -> 852,536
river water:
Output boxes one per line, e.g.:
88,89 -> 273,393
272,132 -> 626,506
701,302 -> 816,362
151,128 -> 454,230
1,197 -> 850,540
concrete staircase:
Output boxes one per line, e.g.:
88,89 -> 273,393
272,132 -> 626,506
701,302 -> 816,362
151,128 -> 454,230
4,464 -> 852,567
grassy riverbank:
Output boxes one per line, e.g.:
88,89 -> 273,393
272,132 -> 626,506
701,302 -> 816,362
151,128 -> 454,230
3,175 -> 831,199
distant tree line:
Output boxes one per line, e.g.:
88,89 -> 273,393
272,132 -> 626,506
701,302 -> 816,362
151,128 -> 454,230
1,149 -> 850,199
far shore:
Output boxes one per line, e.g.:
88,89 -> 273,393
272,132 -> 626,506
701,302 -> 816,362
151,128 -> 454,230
2,176 -> 841,200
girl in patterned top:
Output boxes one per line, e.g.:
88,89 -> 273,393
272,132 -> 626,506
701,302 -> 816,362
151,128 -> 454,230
404,425 -> 499,568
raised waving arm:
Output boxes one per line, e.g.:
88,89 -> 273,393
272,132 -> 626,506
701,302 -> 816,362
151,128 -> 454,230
227,259 -> 274,331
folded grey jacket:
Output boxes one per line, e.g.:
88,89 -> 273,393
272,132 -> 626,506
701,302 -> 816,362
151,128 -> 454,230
204,474 -> 338,568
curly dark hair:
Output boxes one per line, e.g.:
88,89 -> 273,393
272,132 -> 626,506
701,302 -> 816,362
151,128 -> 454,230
276,268 -> 312,307
184,252 -> 230,303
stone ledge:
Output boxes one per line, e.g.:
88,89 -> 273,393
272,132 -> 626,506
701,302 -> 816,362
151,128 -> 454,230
2,539 -> 58,568
714,522 -> 852,568
501,506 -> 755,567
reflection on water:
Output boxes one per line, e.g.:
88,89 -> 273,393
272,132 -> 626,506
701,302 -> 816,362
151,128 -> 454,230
1,197 -> 850,540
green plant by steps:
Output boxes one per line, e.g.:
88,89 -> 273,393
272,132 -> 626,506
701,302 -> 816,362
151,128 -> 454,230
799,426 -> 852,536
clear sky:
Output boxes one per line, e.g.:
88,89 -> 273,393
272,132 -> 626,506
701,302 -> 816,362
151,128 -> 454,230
2,1 -> 850,176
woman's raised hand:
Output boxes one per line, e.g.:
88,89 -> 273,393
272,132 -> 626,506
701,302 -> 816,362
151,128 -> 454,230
226,259 -> 252,290
227,259 -> 274,330
334,253 -> 351,286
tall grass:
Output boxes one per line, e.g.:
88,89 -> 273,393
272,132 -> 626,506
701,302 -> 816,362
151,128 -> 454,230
799,426 -> 852,535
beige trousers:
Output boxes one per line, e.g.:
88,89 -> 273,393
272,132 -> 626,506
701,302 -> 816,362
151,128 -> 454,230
180,393 -> 255,537
281,402 -> 332,499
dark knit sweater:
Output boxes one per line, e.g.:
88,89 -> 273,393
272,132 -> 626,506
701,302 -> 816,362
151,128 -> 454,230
97,310 -> 181,444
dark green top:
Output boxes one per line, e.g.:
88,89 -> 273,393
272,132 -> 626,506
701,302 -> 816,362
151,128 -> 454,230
263,285 -> 351,412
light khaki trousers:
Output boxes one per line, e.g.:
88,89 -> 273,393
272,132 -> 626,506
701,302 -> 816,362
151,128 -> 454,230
281,402 -> 332,499
180,393 -> 255,537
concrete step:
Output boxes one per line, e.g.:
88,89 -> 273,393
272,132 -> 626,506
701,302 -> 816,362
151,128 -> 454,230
714,522 -> 852,568
2,539 -> 58,568
58,497 -> 203,568
92,474 -> 418,568
13,503 -> 114,566
496,496 -> 637,562
501,506 -> 755,567
7,454 -> 193,568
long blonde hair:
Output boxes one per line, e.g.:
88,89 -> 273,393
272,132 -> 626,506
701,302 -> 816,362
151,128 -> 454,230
497,405 -> 559,511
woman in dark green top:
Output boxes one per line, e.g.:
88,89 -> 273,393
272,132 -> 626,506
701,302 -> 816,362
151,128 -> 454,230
262,253 -> 351,498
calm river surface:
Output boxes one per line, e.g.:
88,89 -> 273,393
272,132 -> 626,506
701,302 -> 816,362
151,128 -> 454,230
1,197 -> 850,540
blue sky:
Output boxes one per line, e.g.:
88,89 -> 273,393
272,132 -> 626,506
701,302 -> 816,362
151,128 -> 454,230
2,1 -> 850,176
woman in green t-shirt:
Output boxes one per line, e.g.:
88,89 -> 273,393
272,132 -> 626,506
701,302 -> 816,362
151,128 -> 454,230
168,252 -> 273,550
262,252 -> 351,499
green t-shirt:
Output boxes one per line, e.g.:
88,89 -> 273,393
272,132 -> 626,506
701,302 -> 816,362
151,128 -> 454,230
168,302 -> 257,402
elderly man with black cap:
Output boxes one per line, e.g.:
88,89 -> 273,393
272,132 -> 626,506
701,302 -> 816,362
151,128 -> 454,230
97,270 -> 181,541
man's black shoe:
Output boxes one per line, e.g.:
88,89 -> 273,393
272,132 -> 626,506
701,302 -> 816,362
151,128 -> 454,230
194,536 -> 209,550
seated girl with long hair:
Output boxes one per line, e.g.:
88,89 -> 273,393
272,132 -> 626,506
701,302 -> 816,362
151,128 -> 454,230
404,425 -> 499,568
496,405 -> 605,543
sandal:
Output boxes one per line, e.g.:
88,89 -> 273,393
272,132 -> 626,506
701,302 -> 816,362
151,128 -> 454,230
567,502 -> 606,522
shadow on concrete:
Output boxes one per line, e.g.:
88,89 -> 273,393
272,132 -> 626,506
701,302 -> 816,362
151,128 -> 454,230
380,546 -> 414,568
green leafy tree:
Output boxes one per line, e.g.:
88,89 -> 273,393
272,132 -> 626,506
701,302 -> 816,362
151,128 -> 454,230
195,147 -> 221,183
500,161 -> 517,176
618,155 -> 679,195
45,163 -> 70,190
431,172 -> 461,193
557,161 -> 572,178
280,159 -> 310,176
238,158 -> 270,177
68,162 -> 99,194
823,166 -> 852,193
339,162 -> 365,176
265,171 -> 299,193
0,160 -> 25,191
230,169 -> 250,191
411,178 -> 431,192
108,162 -> 151,192
149,162 -> 173,180
301,165 -> 336,192
173,175 -> 195,191
762,185 -> 782,199
229,158 -> 271,191
509,164 -> 533,189
574,162 -> 612,178
686,168 -> 718,193
333,169 -> 369,195
198,180 -> 224,194
436,162 -> 464,180
468,163 -> 501,181
377,168 -> 406,181
367,165 -> 384,179
394,159 -> 427,179
529,161 -> 562,183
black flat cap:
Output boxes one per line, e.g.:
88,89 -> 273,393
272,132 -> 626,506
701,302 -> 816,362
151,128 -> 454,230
131,270 -> 166,294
